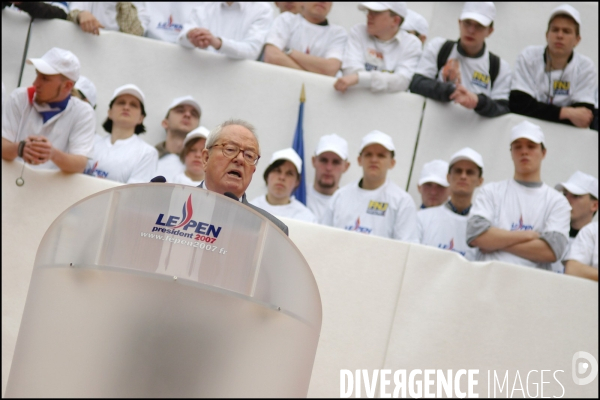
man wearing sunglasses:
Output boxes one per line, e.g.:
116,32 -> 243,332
198,119 -> 289,235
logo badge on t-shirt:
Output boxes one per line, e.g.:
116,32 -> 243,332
471,71 -> 491,89
365,48 -> 384,71
510,215 -> 534,231
345,217 -> 372,234
156,15 -> 183,32
84,161 -> 108,178
367,200 -> 388,216
553,80 -> 570,96
437,238 -> 466,256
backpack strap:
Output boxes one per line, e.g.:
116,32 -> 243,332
27,86 -> 36,104
435,40 -> 455,79
488,51 -> 500,89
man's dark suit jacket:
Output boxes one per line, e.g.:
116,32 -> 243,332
196,181 -> 289,236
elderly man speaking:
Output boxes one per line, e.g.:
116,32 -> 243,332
198,119 -> 289,235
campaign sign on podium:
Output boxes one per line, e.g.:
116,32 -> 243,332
6,184 -> 322,397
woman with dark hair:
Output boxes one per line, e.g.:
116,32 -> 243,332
84,84 -> 158,183
250,147 -> 316,223
171,126 -> 209,186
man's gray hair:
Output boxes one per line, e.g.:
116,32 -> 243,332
206,118 -> 260,152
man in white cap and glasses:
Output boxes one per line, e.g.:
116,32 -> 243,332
2,47 -> 95,173
410,2 -> 512,118
550,171 -> 598,273
155,95 -> 201,181
334,2 -> 422,93
321,130 -> 418,242
418,148 -> 484,261
509,4 -> 596,130
417,159 -> 450,209
401,9 -> 429,45
467,121 -> 571,270
307,133 -> 350,221
250,148 -> 316,223
264,2 -> 347,77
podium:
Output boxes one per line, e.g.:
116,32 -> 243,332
5,184 -> 322,397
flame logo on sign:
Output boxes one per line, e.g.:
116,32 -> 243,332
173,194 -> 194,229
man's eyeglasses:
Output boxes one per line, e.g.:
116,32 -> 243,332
210,143 -> 260,165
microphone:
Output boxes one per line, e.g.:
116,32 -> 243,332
224,192 -> 239,201
150,175 -> 166,183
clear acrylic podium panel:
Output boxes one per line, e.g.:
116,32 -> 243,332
6,184 -> 322,397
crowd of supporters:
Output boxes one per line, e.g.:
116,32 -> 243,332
1,2 -> 597,280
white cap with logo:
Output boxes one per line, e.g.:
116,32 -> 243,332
183,126 -> 210,147
419,160 -> 449,187
401,9 -> 429,35
26,47 -> 81,82
449,147 -> 484,169
360,130 -> 395,153
74,76 -> 97,108
555,171 -> 598,198
510,120 -> 545,145
549,4 -> 581,25
269,148 -> 303,174
358,2 -> 407,19
315,133 -> 349,160
110,84 -> 145,105
460,2 -> 496,27
169,95 -> 201,115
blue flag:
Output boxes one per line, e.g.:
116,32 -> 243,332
292,85 -> 306,205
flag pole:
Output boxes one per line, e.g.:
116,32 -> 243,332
292,84 -> 307,205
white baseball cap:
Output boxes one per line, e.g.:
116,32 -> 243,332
168,95 -> 201,116
110,84 -> 145,106
449,147 -> 484,169
358,2 -> 407,19
419,160 -> 450,187
555,171 -> 598,198
549,4 -> 581,26
26,47 -> 80,82
315,133 -> 349,160
460,2 -> 496,27
74,76 -> 97,108
401,9 -> 429,36
360,130 -> 395,153
510,120 -> 545,145
269,148 -> 302,174
183,126 -> 210,147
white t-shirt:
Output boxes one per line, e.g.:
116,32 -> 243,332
84,134 -> 158,184
156,153 -> 184,182
564,221 -> 598,269
266,12 -> 347,61
511,45 -> 597,107
2,87 -> 95,170
415,37 -> 512,100
250,194 -> 317,223
69,2 -> 150,34
178,2 -> 273,60
470,179 -> 571,269
321,179 -> 419,242
418,204 -> 477,261
342,23 -> 422,92
171,171 -> 202,187
306,185 -> 333,223
145,2 -> 202,43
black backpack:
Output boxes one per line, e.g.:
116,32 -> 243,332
435,40 -> 500,88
